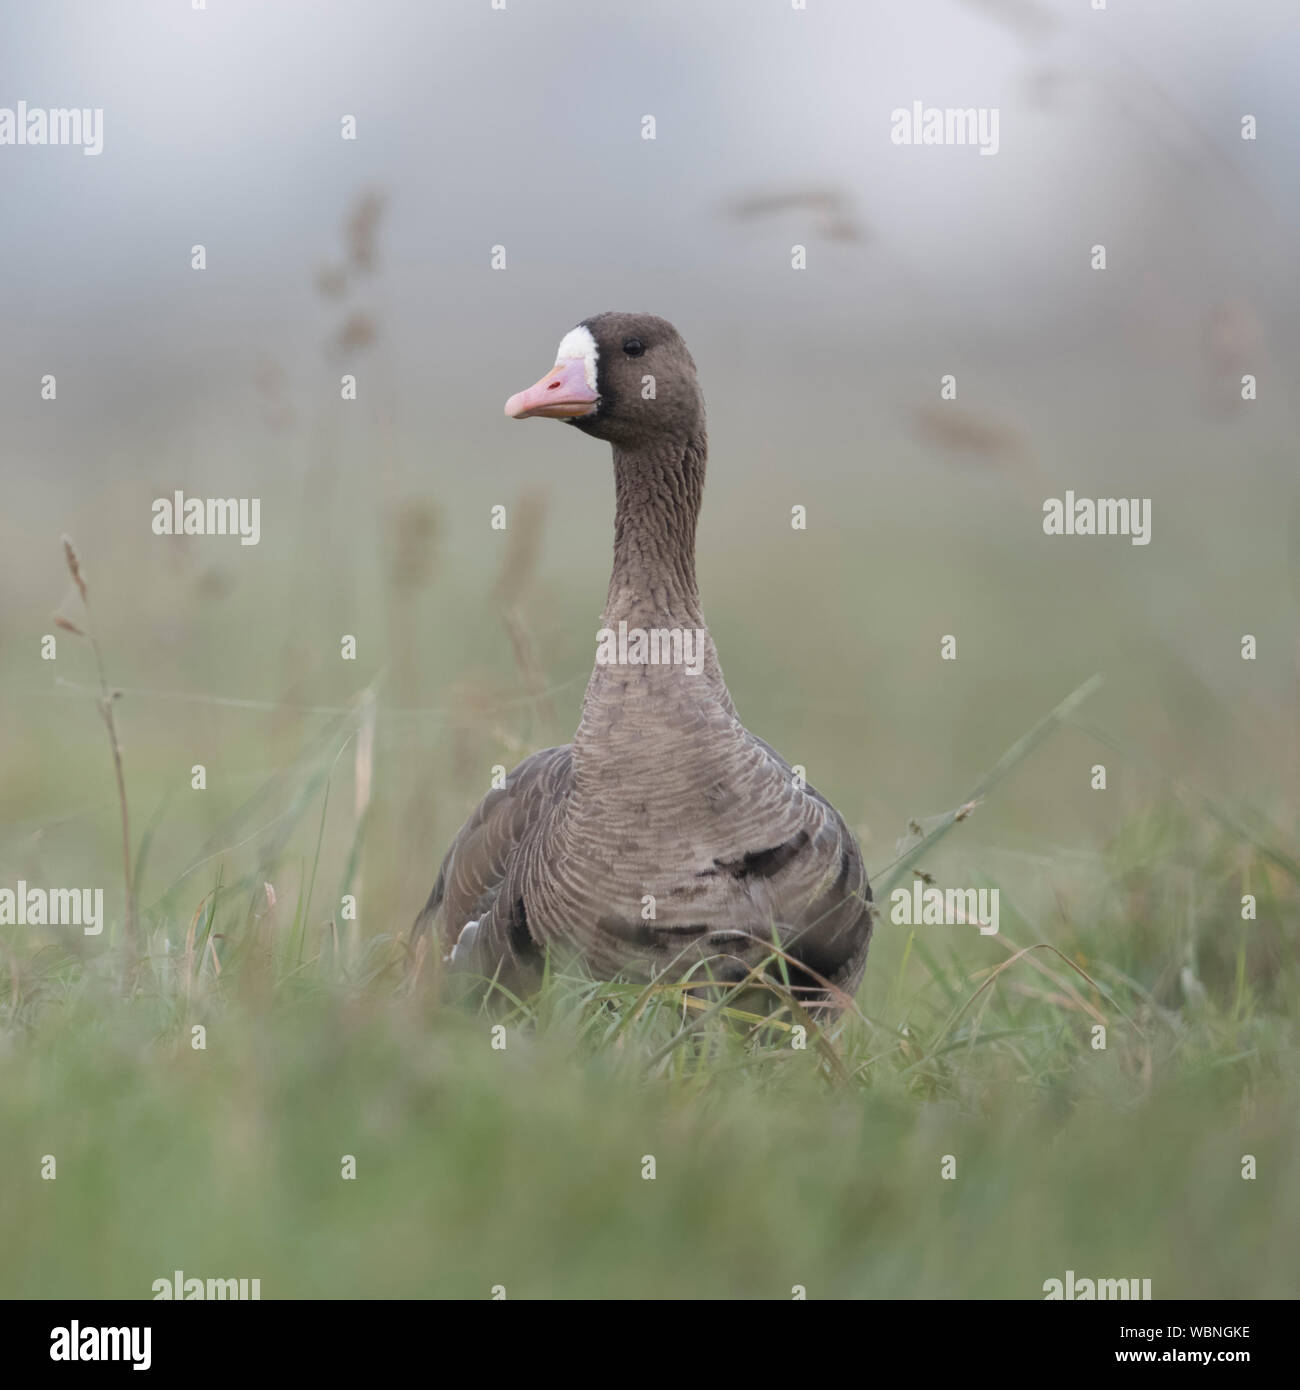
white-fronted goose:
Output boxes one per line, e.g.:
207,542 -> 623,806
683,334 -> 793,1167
413,313 -> 873,1010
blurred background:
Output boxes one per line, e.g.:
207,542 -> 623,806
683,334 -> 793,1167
1,0 -> 1298,1300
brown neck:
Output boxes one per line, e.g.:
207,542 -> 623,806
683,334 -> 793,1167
570,424 -> 737,789
602,431 -> 707,628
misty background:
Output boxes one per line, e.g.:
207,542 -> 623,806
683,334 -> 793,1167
4,0 -> 1300,1305
1,0 -> 1297,929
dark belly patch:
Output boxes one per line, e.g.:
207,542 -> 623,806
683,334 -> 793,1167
713,830 -> 809,880
596,916 -> 710,948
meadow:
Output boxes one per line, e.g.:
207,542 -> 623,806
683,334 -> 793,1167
2,402 -> 1297,1299
2,0 -> 1298,1312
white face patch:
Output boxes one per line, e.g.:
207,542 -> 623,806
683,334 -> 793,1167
554,324 -> 599,394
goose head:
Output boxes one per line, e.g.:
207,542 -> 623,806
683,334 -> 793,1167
504,312 -> 704,448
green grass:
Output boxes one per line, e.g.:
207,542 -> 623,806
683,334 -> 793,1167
3,864 -> 1297,1300
2,467 -> 1298,1300
3,687 -> 1298,1298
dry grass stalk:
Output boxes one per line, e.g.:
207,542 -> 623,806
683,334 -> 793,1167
492,489 -> 557,729
337,312 -> 376,354
183,891 -> 211,1007
344,189 -> 386,272
355,691 -> 376,827
387,501 -> 439,710
59,535 -> 138,971
346,690 -> 377,972
388,501 -> 439,592
501,608 -> 557,731
315,264 -> 347,299
912,403 -> 1031,471
404,927 -> 430,996
724,185 -> 869,243
491,489 -> 546,607
4,937 -> 20,1013
254,358 -> 295,433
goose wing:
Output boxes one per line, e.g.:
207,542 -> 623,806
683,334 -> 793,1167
729,736 -> 874,1000
411,744 -> 571,963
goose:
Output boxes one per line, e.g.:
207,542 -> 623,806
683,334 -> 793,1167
412,313 -> 873,1011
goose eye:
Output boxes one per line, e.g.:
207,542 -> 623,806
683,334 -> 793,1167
622,337 -> 645,357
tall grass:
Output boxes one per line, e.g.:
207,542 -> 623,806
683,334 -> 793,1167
3,543 -> 1296,1296
2,181 -> 1296,1294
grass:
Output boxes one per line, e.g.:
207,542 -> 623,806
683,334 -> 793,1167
2,570 -> 1297,1296
3,284 -> 1298,1294
3,17 -> 1297,1301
